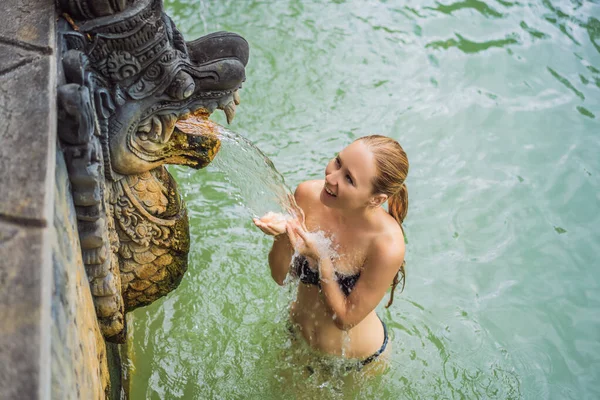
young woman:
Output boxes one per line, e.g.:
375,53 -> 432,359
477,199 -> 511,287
253,135 -> 409,370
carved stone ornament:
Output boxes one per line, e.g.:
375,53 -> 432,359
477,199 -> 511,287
56,0 -> 249,342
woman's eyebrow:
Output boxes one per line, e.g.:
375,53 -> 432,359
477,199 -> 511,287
337,154 -> 358,186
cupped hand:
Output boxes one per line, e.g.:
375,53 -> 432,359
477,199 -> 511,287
253,211 -> 289,236
285,220 -> 323,261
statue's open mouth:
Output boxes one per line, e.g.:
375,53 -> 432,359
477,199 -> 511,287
137,112 -> 179,144
135,89 -> 240,146
174,112 -> 222,136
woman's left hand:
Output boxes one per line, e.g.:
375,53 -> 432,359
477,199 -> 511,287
285,220 -> 323,261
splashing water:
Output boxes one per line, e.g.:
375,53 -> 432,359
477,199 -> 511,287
298,229 -> 339,261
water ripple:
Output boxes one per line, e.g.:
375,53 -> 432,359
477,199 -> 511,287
426,0 -> 505,18
426,32 -> 520,53
128,0 -> 600,398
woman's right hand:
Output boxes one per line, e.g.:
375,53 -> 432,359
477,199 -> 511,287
253,212 -> 289,236
285,220 -> 323,261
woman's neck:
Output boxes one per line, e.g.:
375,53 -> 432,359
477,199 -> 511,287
329,204 -> 380,230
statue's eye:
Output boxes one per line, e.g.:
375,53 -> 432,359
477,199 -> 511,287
166,71 -> 195,100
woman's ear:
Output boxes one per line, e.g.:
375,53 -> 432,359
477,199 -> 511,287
370,194 -> 388,207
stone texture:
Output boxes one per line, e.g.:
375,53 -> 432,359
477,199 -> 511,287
0,222 -> 47,400
0,1 -> 57,399
0,0 -> 54,49
51,148 -> 110,399
0,0 -> 55,222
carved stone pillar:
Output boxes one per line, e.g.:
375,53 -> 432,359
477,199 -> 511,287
0,1 -> 245,396
56,0 -> 249,343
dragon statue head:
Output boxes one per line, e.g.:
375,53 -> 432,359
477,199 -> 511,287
57,0 -> 248,342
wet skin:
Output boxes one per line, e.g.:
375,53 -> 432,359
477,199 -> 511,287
254,141 -> 405,362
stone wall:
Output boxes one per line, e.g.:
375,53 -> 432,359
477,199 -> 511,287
0,0 -> 56,398
52,148 -> 110,399
0,0 -> 113,398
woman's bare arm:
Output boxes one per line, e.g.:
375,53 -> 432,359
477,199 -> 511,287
320,236 -> 404,330
268,234 -> 294,285
260,181 -> 315,285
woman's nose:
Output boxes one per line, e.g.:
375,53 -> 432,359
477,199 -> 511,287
325,172 -> 337,186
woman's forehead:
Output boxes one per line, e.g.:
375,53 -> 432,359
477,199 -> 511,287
340,141 -> 377,183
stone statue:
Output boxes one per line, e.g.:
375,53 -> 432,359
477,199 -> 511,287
56,0 -> 248,342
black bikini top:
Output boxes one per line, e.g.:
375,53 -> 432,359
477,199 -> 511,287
292,255 -> 360,297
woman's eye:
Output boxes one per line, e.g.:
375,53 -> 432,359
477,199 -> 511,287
346,175 -> 353,185
335,157 -> 341,167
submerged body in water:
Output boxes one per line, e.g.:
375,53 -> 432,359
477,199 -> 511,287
176,116 -> 404,370
254,136 -> 410,371
286,180 -> 393,364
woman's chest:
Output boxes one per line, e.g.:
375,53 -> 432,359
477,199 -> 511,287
305,216 -> 369,274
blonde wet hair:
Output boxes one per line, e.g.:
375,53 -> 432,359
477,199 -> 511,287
356,135 -> 409,308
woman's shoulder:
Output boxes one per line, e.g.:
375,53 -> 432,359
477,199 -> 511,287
294,180 -> 324,204
293,180 -> 324,220
369,211 -> 405,260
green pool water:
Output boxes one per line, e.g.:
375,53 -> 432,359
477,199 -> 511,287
127,0 -> 600,398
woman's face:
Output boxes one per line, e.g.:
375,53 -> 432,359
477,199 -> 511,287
320,140 -> 380,210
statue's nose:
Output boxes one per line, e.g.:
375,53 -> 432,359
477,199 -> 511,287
186,31 -> 249,67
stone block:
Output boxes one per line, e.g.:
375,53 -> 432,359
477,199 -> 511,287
0,0 -> 55,222
0,222 -> 48,400
52,147 -> 109,399
0,55 -> 55,221
0,0 -> 55,49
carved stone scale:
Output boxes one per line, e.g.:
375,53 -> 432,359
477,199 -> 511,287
56,0 -> 248,342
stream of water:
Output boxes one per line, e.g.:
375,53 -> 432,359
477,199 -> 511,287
209,123 -> 298,220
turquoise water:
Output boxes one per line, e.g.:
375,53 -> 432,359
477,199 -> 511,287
127,1 -> 600,398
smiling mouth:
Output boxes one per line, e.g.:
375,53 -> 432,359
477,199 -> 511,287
324,185 -> 337,197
